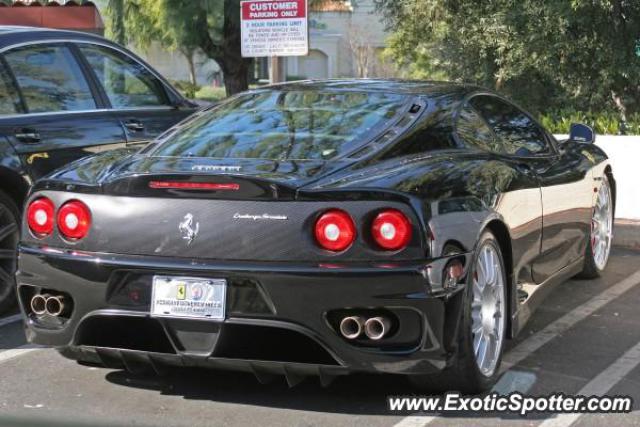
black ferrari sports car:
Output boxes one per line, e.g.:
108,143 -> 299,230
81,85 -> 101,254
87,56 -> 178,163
16,80 -> 614,392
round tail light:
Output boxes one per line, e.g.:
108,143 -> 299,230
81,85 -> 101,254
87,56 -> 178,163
314,209 -> 356,252
27,197 -> 55,237
57,200 -> 91,240
371,209 -> 412,250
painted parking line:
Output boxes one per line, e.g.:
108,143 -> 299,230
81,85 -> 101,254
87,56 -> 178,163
392,268 -> 640,427
538,340 -> 640,427
0,344 -> 40,365
393,415 -> 438,427
0,313 -> 22,328
502,268 -> 640,371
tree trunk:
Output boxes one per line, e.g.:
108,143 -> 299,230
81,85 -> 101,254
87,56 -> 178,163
220,60 -> 250,96
196,0 -> 252,96
221,0 -> 251,96
184,51 -> 197,86
611,90 -> 628,134
108,0 -> 126,45
107,0 -> 126,94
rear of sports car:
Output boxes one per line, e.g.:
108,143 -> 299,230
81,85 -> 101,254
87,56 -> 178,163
15,84 -> 471,385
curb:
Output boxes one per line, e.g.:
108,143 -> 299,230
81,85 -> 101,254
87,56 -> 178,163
614,220 -> 640,251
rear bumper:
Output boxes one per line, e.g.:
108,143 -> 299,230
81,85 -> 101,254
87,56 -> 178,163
17,244 -> 471,377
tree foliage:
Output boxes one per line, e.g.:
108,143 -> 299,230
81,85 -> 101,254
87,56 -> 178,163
106,0 -> 126,45
106,0 -> 342,95
106,0 -> 250,96
375,0 -> 640,118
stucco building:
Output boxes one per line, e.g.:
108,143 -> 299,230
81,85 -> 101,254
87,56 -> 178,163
284,0 -> 392,80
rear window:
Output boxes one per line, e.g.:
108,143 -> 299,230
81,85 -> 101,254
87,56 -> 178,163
152,90 -> 407,160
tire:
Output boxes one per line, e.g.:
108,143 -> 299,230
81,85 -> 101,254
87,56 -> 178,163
0,190 -> 19,314
578,175 -> 613,279
410,231 -> 508,394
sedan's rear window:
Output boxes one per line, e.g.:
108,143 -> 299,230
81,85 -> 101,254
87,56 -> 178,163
152,90 -> 407,160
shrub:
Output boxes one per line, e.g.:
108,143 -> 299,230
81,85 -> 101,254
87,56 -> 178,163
170,80 -> 202,99
194,86 -> 228,103
538,110 -> 640,135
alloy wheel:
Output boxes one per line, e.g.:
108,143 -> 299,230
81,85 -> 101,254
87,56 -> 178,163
471,243 -> 506,377
591,180 -> 613,271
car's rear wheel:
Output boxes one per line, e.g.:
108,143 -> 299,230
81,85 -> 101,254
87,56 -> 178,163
0,191 -> 19,314
410,231 -> 507,393
579,175 -> 613,279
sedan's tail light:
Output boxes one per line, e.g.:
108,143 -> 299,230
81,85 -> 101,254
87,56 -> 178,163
314,209 -> 356,252
371,209 -> 412,250
27,197 -> 55,237
57,200 -> 91,240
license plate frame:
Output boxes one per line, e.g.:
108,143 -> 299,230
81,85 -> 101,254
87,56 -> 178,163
150,275 -> 226,320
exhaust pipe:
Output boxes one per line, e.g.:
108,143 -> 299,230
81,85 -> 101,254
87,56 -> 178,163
339,316 -> 365,340
30,294 -> 48,315
45,295 -> 65,317
364,317 -> 391,341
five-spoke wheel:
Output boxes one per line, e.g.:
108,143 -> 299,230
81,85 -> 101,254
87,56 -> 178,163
580,175 -> 614,279
471,243 -> 506,377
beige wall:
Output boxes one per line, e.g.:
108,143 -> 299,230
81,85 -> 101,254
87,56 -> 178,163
557,135 -> 640,220
285,0 -> 391,79
129,42 -> 221,86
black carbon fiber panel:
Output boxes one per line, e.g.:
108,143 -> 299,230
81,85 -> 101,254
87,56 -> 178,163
24,191 -> 425,261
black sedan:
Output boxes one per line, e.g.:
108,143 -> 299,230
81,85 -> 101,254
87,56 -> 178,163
16,80 -> 614,392
0,26 -> 199,312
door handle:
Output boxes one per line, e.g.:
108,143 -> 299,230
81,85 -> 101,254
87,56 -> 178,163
124,120 -> 145,132
14,129 -> 41,143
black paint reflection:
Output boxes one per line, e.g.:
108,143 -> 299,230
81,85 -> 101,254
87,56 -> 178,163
152,90 -> 407,160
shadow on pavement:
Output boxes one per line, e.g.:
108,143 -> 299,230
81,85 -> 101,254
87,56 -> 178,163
105,368 -> 409,415
0,320 -> 27,350
103,367 -> 549,420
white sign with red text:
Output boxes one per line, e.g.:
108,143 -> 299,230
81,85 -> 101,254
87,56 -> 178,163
241,0 -> 309,57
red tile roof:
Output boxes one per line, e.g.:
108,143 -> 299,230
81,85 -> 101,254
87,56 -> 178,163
309,0 -> 352,13
0,1 -> 104,31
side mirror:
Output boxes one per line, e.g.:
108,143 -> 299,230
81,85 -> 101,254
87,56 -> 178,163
569,123 -> 595,144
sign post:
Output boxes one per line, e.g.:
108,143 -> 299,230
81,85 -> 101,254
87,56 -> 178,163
241,0 -> 309,83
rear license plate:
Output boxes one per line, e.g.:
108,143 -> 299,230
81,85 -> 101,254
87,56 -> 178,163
150,276 -> 226,320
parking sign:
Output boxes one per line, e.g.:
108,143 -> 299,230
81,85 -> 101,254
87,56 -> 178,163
241,0 -> 309,57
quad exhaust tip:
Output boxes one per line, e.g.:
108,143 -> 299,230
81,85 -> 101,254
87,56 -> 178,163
339,316 -> 365,340
30,294 -> 48,316
45,296 -> 65,317
30,294 -> 66,317
364,317 -> 391,341
339,315 -> 392,340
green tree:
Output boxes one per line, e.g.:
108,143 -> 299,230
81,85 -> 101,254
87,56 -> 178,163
106,0 -> 250,96
375,0 -> 640,118
106,0 -> 343,96
106,0 -> 126,45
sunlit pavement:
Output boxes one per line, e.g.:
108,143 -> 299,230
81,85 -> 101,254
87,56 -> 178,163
1,249 -> 640,427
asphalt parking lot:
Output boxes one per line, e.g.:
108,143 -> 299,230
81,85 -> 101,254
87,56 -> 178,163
1,248 -> 640,427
